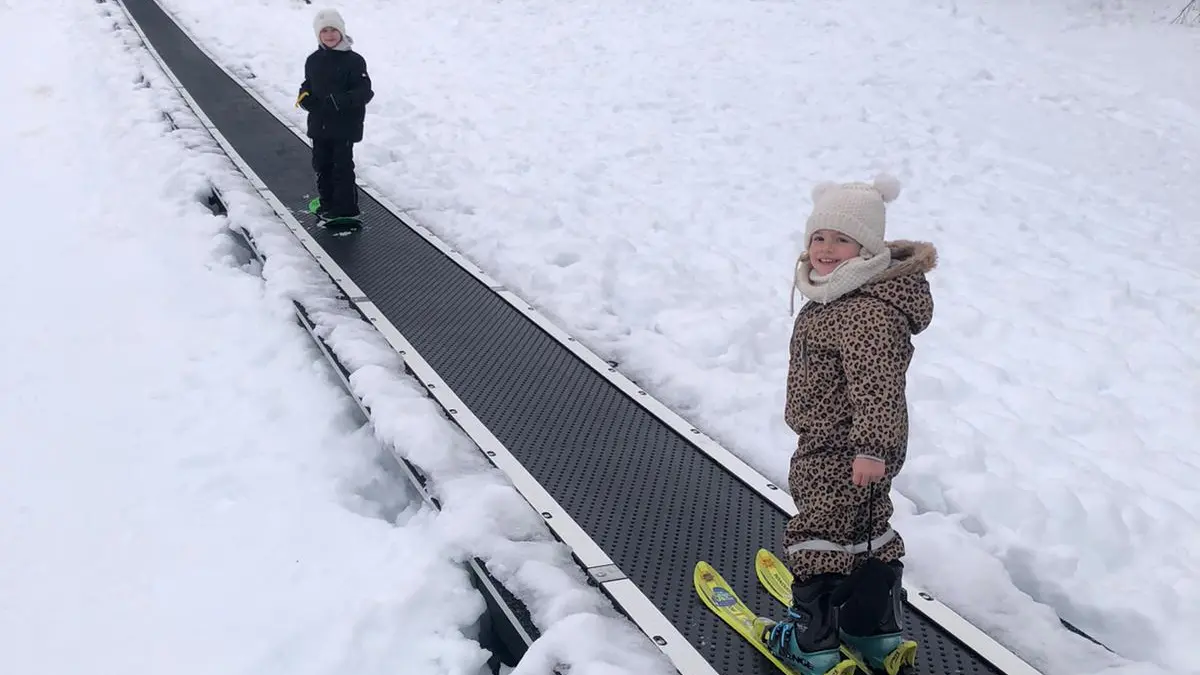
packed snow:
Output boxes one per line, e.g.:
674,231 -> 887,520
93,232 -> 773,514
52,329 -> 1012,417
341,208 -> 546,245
9,0 -> 1200,672
0,1 -> 675,674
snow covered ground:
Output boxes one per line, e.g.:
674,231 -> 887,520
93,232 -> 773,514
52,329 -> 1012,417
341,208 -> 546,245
142,0 -> 1200,673
0,1 -> 673,674
9,0 -> 1200,672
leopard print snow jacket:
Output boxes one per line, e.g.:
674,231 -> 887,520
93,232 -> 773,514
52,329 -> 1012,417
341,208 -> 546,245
784,240 -> 937,470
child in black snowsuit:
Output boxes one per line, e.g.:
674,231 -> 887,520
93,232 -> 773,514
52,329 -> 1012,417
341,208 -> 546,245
296,9 -> 374,220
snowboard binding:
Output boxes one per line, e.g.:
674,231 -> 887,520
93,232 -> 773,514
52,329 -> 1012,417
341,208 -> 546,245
307,197 -> 362,229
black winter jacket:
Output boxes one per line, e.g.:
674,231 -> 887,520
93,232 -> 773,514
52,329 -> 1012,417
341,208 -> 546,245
298,46 -> 374,142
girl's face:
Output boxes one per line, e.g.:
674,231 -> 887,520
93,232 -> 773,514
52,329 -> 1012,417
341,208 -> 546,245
320,27 -> 343,48
808,229 -> 862,276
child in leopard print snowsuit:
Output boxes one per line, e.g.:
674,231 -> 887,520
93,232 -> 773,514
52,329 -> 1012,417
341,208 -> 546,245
763,174 -> 937,675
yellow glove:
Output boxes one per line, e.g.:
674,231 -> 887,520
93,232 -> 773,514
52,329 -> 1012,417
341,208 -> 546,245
295,91 -> 310,109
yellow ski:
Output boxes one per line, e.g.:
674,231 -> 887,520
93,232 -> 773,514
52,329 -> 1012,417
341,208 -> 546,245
754,549 -> 919,675
756,548 -> 795,606
694,561 -> 801,675
694,561 -> 858,675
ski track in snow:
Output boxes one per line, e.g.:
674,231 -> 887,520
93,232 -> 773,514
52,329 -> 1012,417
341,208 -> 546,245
0,1 -> 678,674
100,0 -> 1200,672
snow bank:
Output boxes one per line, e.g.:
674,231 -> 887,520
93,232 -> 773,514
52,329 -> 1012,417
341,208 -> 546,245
1,2 -> 491,674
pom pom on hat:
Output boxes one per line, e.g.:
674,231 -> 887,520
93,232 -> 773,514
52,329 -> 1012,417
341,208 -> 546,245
873,173 -> 902,203
811,180 -> 839,204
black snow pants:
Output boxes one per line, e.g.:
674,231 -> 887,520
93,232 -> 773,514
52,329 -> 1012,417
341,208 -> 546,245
312,139 -> 358,217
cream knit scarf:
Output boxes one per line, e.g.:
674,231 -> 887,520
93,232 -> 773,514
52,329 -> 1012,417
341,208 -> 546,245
790,249 -> 892,313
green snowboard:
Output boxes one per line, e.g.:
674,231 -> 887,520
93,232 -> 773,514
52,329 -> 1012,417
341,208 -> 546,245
307,197 -> 362,228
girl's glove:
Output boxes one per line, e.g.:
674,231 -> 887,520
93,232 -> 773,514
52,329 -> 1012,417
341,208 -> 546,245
295,91 -> 314,110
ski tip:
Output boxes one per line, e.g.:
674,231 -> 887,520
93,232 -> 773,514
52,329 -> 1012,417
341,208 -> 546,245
757,548 -> 785,570
694,561 -> 722,584
693,562 -> 736,602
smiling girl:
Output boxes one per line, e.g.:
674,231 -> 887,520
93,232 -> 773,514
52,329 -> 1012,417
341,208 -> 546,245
763,175 -> 938,675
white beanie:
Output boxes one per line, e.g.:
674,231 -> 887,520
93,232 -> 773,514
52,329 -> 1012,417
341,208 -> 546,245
803,173 -> 902,258
313,8 -> 347,40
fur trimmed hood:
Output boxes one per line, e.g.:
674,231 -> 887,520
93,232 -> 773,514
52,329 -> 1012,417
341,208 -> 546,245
856,240 -> 937,334
866,240 -> 937,282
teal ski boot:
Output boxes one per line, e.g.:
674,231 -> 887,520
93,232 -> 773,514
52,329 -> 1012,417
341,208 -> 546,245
838,561 -> 918,675
755,574 -> 857,675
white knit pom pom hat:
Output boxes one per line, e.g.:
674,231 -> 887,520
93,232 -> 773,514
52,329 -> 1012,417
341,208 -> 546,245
803,173 -> 902,258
